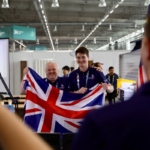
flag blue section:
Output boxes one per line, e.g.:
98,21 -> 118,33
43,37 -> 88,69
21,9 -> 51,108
29,68 -> 49,94
82,93 -> 104,108
54,121 -> 71,133
24,114 -> 42,131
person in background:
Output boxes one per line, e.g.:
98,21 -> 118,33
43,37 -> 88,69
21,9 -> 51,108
71,16 -> 150,150
67,47 -> 114,94
92,62 -> 103,72
70,67 -> 75,72
106,66 -> 119,104
62,66 -> 70,77
0,104 -> 52,150
21,62 -> 68,94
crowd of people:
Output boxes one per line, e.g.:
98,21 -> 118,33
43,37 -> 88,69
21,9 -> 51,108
21,47 -> 114,96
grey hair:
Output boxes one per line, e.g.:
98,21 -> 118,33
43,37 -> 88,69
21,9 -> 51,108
45,61 -> 59,71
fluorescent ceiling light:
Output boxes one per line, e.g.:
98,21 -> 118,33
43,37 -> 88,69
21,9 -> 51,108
40,4 -> 43,9
1,0 -> 9,8
51,0 -> 59,7
42,10 -> 44,14
115,4 -> 119,8
144,0 -> 150,5
43,15 -> 46,19
119,0 -> 124,4
99,0 -> 107,7
104,15 -> 109,19
110,10 -> 114,14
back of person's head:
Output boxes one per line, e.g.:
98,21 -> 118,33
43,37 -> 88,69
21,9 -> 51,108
62,66 -> 70,71
70,67 -> 75,72
75,47 -> 89,57
93,63 -> 99,67
109,66 -> 114,71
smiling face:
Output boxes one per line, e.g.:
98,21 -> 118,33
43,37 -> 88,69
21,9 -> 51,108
45,62 -> 59,82
76,53 -> 89,68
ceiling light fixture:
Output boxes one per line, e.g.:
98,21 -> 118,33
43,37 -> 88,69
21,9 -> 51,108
53,25 -> 57,32
108,24 -> 112,30
42,10 -> 44,14
55,39 -> 58,44
144,0 -> 150,6
93,38 -> 97,44
1,0 -> 9,8
109,37 -> 112,43
99,0 -> 107,7
115,4 -> 119,8
40,4 -> 43,9
81,25 -> 85,31
110,10 -> 114,14
74,38 -> 78,44
51,0 -> 59,7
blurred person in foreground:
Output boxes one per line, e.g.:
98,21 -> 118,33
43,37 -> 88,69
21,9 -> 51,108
0,104 -> 52,150
71,16 -> 150,150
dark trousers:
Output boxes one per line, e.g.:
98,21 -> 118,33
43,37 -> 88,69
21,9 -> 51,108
107,90 -> 117,105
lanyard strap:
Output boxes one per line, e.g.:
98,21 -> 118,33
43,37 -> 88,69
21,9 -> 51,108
56,82 -> 58,88
108,75 -> 115,84
77,71 -> 89,89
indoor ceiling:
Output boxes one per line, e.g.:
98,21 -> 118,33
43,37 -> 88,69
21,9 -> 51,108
0,0 -> 148,50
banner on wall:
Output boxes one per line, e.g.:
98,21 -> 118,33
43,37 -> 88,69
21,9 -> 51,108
0,25 -> 36,41
11,25 -> 36,41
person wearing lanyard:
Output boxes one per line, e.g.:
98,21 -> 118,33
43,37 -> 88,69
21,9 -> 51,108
67,47 -> 114,94
21,62 -> 68,94
106,66 -> 119,104
62,65 -> 70,77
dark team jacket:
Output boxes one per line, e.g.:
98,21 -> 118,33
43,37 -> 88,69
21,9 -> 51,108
106,73 -> 119,90
44,77 -> 68,91
71,82 -> 150,150
67,67 -> 108,92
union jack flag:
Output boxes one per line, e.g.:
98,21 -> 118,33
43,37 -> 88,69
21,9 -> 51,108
24,68 -> 105,133
136,61 -> 147,89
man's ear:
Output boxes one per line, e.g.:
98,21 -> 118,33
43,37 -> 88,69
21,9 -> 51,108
146,38 -> 150,60
148,46 -> 150,60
